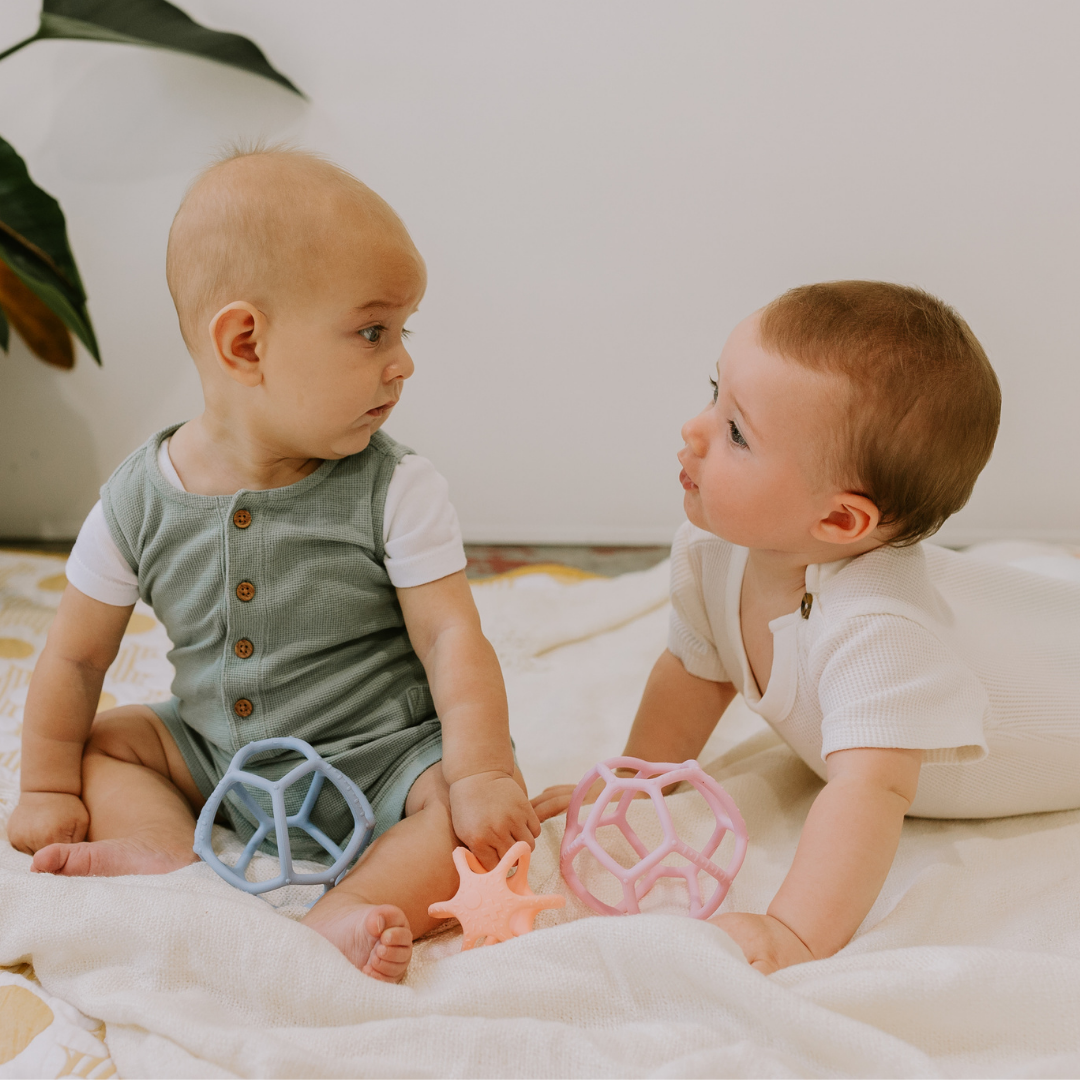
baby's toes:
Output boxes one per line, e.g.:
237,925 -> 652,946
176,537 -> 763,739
364,937 -> 412,982
356,905 -> 412,982
30,843 -> 70,874
363,904 -> 410,941
381,923 -> 412,949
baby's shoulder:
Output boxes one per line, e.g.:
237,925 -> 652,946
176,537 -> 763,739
99,426 -> 183,541
340,430 -> 414,471
326,430 -> 418,502
805,545 -> 977,686
817,541 -> 1080,635
807,540 -> 1077,664
102,426 -> 172,495
814,542 -> 946,626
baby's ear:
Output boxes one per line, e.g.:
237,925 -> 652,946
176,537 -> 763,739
811,492 -> 881,546
208,301 -> 265,385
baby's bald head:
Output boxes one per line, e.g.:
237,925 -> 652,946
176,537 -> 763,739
166,145 -> 421,352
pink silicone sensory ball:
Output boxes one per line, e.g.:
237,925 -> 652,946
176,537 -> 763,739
560,757 -> 747,919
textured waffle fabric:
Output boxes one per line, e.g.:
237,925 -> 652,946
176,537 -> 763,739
100,425 -> 442,858
668,523 -> 1080,818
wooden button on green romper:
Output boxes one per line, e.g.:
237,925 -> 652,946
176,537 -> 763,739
101,424 -> 443,863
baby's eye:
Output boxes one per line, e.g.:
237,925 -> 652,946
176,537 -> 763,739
359,325 -> 383,344
728,420 -> 747,448
709,376 -> 718,405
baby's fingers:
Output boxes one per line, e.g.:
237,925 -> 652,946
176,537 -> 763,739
523,801 -> 542,838
472,821 -> 536,869
509,818 -> 539,851
485,817 -> 537,860
530,785 -> 575,822
466,839 -> 501,873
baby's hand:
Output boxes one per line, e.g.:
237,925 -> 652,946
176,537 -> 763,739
530,770 -> 656,823
7,791 -> 89,856
710,912 -> 814,974
530,782 -> 596,822
449,771 -> 541,871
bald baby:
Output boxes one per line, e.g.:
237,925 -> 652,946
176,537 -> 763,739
14,145 -> 541,986
165,146 -> 421,354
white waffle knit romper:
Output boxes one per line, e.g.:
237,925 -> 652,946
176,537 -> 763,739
668,523 -> 1080,818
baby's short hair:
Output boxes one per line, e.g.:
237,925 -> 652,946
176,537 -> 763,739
758,281 -> 1000,546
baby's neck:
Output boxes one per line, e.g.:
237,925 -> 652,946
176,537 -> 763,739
743,537 -> 885,601
743,549 -> 811,610
167,414 -> 322,496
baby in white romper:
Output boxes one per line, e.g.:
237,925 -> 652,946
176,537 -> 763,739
534,280 -> 1080,973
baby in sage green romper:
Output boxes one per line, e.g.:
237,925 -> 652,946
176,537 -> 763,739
10,147 -> 541,983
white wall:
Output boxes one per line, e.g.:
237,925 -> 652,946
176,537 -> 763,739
1,0 -> 1078,545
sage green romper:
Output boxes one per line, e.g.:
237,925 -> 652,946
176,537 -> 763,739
101,424 -> 443,862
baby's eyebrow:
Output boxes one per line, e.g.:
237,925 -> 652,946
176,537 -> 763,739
352,297 -> 422,317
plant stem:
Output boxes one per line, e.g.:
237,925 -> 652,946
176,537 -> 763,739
0,35 -> 39,64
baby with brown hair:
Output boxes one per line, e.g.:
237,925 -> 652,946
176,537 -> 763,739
534,281 -> 1080,972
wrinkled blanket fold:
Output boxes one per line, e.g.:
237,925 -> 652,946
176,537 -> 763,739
0,551 -> 1078,1077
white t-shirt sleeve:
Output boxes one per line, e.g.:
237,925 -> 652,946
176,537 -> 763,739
382,455 -> 467,588
815,614 -> 989,763
65,438 -> 181,607
65,501 -> 141,607
666,522 -> 729,682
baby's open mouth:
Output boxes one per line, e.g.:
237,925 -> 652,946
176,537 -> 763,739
679,468 -> 697,491
366,401 -> 396,418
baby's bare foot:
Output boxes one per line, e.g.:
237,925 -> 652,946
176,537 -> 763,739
31,836 -> 198,877
303,901 -> 413,982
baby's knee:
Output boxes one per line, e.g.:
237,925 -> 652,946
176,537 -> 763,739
85,706 -> 157,763
420,792 -> 454,835
404,762 -> 452,817
411,786 -> 456,847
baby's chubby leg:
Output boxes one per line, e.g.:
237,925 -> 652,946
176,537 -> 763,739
33,705 -> 203,876
302,761 -> 485,983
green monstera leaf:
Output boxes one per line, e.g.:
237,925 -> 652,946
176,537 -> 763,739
0,0 -> 303,367
0,0 -> 304,96
0,135 -> 97,364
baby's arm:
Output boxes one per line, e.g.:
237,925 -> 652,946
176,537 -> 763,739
623,649 -> 737,763
532,649 -> 736,820
8,585 -> 132,854
397,570 -> 540,870
714,746 -> 921,973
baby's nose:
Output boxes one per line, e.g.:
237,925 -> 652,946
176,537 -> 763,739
388,346 -> 415,382
680,413 -> 705,454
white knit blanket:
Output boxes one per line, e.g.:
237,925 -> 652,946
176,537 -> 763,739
0,550 -> 1078,1078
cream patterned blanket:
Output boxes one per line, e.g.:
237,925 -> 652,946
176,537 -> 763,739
0,550 -> 1078,1078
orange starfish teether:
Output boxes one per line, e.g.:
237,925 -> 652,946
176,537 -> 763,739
429,840 -> 565,950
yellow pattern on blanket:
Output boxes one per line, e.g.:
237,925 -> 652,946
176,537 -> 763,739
0,965 -> 116,1079
0,555 -> 145,1080
0,553 -> 174,798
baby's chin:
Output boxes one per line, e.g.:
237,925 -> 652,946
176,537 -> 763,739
320,430 -> 375,460
320,409 -> 397,459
